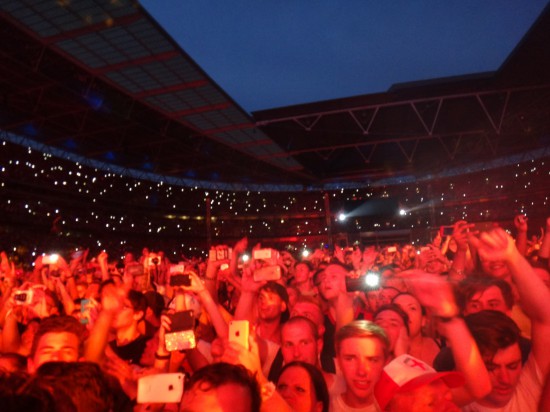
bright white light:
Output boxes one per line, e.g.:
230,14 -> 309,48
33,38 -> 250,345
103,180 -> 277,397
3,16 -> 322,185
242,254 -> 250,262
302,250 -> 310,258
399,209 -> 407,216
338,213 -> 346,222
365,272 -> 380,288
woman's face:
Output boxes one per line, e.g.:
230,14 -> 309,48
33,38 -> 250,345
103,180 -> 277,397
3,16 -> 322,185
393,294 -> 423,338
277,365 -> 322,412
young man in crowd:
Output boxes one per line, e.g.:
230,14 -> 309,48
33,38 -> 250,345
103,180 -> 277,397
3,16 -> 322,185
27,315 -> 85,374
107,289 -> 149,365
269,315 -> 338,392
331,320 -> 389,412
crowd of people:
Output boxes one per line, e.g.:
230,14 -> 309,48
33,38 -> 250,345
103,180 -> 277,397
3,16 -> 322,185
0,214 -> 549,411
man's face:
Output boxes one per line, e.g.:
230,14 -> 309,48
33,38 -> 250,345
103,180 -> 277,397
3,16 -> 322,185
112,299 -> 140,329
316,265 -> 346,301
181,382 -> 252,412
463,285 -> 509,316
374,309 -> 406,352
482,344 -> 522,407
257,290 -> 285,322
337,337 -> 386,407
294,263 -> 311,283
389,380 -> 459,412
281,322 -> 321,365
29,331 -> 80,373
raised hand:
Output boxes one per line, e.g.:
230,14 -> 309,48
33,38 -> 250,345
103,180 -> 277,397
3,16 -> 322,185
514,214 -> 528,233
470,228 -> 517,263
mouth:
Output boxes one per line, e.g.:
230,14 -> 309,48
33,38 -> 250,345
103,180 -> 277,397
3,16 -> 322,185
353,379 -> 371,391
493,386 -> 512,396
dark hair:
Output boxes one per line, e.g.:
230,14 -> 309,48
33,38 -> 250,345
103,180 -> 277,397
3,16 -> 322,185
0,352 -> 28,373
0,371 -> 53,412
465,310 -> 521,359
374,303 -> 410,336
185,362 -> 261,412
144,291 -> 165,319
127,290 -> 147,319
392,292 -> 426,316
26,361 -> 113,412
258,281 -> 290,323
456,277 -> 514,312
278,361 -> 329,412
30,316 -> 85,358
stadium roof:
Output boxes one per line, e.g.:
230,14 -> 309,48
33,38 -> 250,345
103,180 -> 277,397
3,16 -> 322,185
1,1 -> 549,190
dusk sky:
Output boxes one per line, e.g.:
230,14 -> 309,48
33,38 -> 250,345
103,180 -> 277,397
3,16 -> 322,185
140,1 -> 548,113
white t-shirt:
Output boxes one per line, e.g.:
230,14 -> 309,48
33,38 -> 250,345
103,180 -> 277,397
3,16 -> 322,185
330,394 -> 381,412
461,355 -> 543,412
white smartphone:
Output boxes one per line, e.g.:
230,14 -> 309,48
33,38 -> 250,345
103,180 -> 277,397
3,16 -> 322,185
137,373 -> 184,404
229,320 -> 249,350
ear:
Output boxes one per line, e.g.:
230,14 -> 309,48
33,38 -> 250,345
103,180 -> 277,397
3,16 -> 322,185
133,310 -> 145,322
280,300 -> 287,313
317,338 -> 323,355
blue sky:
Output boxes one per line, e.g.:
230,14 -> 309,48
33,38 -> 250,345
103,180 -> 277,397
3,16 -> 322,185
141,1 -> 548,113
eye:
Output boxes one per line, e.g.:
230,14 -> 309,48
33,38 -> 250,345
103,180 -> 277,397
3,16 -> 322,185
507,362 -> 521,371
485,364 -> 497,372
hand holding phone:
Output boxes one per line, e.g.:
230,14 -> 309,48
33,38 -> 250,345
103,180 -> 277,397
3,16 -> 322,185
253,265 -> 281,282
137,373 -> 184,404
170,274 -> 191,287
164,310 -> 196,351
229,320 -> 249,350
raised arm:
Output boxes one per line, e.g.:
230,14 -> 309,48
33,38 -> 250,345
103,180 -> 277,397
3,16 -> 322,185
448,221 -> 474,281
513,214 -> 529,257
182,271 -> 228,339
472,228 -> 550,375
402,269 -> 492,405
84,282 -> 126,363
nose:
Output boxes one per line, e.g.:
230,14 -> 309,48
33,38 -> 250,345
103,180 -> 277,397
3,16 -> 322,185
293,346 -> 302,360
49,350 -> 61,361
496,367 -> 511,384
356,359 -> 369,377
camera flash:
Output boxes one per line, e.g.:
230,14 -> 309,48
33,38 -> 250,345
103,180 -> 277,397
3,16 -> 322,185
365,273 -> 380,288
